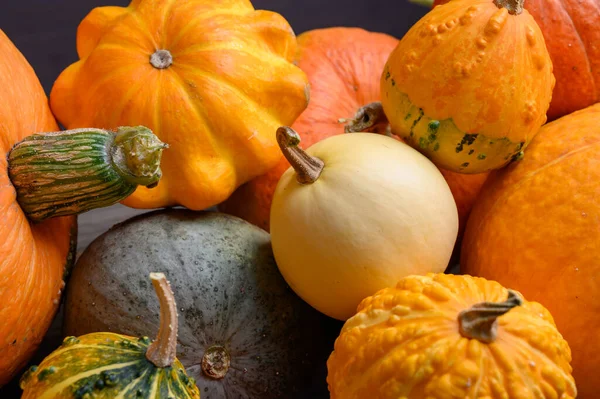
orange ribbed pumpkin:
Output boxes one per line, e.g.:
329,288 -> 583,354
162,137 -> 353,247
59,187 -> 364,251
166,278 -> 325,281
220,27 -> 488,234
50,0 -> 309,210
381,0 -> 555,173
327,273 -> 577,398
461,103 -> 600,397
434,0 -> 600,121
0,30 -> 75,386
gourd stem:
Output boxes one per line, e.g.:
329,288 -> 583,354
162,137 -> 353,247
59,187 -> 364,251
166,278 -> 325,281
146,273 -> 179,368
458,290 -> 523,343
493,0 -> 524,15
341,102 -> 390,134
276,126 -> 324,184
201,345 -> 231,379
8,126 -> 167,222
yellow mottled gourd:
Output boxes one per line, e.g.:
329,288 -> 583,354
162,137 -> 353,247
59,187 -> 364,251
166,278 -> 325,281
327,273 -> 576,398
381,0 -> 555,173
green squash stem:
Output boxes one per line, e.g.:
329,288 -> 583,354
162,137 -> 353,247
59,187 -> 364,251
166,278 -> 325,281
458,290 -> 523,343
276,126 -> 324,184
146,272 -> 179,368
8,126 -> 167,222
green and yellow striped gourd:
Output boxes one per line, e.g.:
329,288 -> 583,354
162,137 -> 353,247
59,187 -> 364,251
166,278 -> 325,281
19,273 -> 200,399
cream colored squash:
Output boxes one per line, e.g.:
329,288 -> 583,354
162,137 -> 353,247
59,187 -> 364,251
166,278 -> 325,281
270,128 -> 459,320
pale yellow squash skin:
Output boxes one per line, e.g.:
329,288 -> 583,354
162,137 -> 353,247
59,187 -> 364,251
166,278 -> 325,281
270,133 -> 458,320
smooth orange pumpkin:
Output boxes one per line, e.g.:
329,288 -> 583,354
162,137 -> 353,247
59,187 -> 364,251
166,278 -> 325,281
50,0 -> 310,211
220,27 -> 488,234
461,103 -> 600,397
327,273 -> 577,398
0,30 -> 75,386
382,0 -> 555,173
434,0 -> 600,121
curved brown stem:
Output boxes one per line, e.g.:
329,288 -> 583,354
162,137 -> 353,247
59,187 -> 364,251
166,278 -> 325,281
146,272 -> 178,368
340,102 -> 391,135
493,0 -> 524,15
458,290 -> 523,343
276,126 -> 324,184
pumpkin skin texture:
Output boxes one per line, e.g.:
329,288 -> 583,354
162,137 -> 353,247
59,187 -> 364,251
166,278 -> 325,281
327,273 -> 577,399
270,131 -> 459,320
219,27 -> 488,236
434,0 -> 600,121
20,273 -> 201,399
63,210 -> 336,398
461,103 -> 600,398
49,0 -> 310,211
381,0 -> 555,173
0,29 -> 76,386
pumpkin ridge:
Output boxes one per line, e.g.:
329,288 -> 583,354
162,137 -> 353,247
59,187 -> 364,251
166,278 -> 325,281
167,9 -> 250,50
112,68 -> 159,124
128,11 -> 159,49
556,0 -> 597,96
174,63 -> 282,126
469,139 -> 600,234
499,331 -> 574,392
157,0 -> 179,49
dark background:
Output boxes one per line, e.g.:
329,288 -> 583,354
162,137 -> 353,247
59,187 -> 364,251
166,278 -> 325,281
1,0 -> 427,396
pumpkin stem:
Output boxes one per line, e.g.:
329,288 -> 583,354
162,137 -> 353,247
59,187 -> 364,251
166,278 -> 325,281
341,102 -> 393,136
8,126 -> 167,222
146,272 -> 179,368
458,290 -> 523,343
201,345 -> 231,379
276,126 -> 324,184
150,49 -> 173,69
493,0 -> 524,15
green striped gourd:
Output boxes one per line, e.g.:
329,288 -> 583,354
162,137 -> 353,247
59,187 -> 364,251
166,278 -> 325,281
19,273 -> 200,399
8,126 -> 166,222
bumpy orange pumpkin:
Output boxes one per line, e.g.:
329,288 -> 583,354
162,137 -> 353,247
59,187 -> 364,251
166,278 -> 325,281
220,27 -> 488,234
434,0 -> 600,121
50,0 -> 309,210
0,30 -> 74,386
381,0 -> 555,173
327,273 -> 577,398
461,103 -> 600,398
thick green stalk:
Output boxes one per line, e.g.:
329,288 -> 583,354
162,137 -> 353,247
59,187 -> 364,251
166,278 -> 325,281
8,126 -> 166,222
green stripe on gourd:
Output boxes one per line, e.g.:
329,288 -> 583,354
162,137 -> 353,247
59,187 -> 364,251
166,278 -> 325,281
345,94 -> 526,173
19,273 -> 200,399
8,126 -> 166,222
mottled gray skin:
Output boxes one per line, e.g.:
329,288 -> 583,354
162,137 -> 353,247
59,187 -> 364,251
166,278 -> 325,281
64,209 -> 339,398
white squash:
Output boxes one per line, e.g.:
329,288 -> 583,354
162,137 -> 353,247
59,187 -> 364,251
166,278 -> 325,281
270,127 -> 459,320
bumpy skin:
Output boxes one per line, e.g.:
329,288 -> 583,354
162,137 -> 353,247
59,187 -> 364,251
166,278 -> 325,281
219,27 -> 488,236
327,273 -> 577,398
434,0 -> 600,122
382,0 -> 555,173
0,29 -> 76,386
50,0 -> 309,210
63,210 -> 336,398
461,103 -> 600,398
20,334 -> 200,399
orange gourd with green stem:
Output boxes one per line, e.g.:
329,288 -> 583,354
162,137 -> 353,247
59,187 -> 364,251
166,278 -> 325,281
433,0 -> 600,121
0,30 -> 165,386
327,273 -> 577,398
49,0 -> 310,211
380,0 -> 555,173
220,27 -> 488,236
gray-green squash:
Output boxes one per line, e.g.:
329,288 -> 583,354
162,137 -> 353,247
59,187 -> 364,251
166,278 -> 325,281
63,210 -> 337,398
